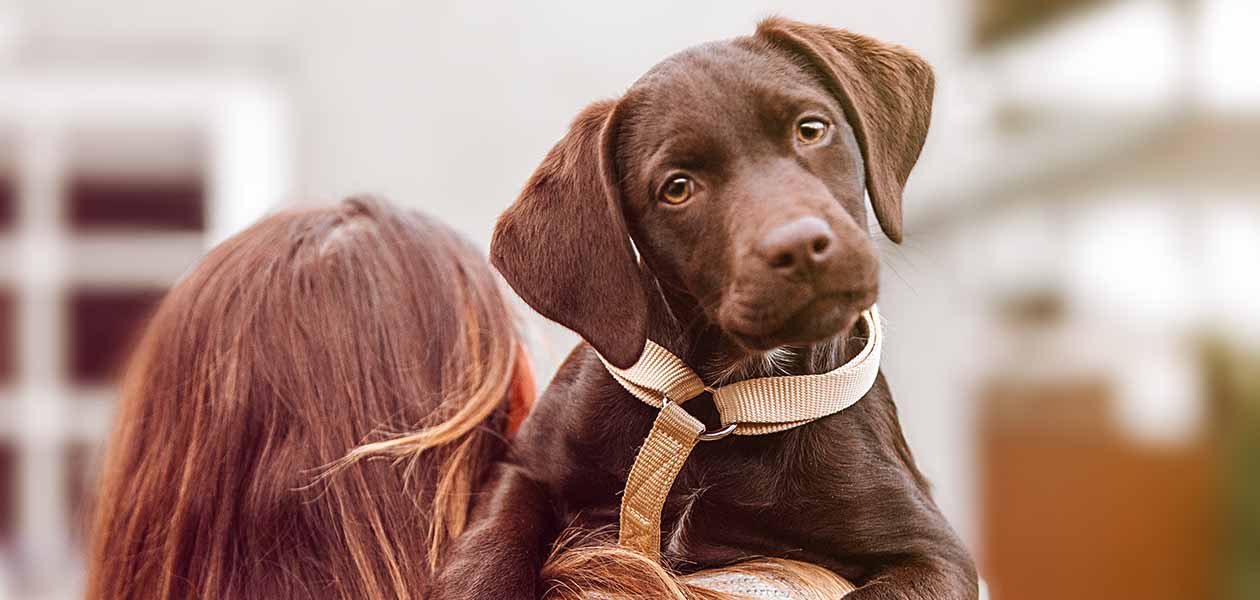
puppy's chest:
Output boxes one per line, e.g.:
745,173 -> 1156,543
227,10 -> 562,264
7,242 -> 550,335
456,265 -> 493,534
654,443 -> 837,563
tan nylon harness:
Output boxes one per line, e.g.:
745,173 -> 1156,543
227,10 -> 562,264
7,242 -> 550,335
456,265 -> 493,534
599,307 -> 884,560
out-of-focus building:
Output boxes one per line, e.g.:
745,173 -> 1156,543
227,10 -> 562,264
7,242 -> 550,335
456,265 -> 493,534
891,1 -> 1259,598
0,1 -> 1255,599
0,4 -> 291,595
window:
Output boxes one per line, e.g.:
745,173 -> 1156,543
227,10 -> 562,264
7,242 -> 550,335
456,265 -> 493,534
0,291 -> 12,383
0,174 -> 13,231
68,176 -> 204,232
67,289 -> 165,385
0,442 -> 14,543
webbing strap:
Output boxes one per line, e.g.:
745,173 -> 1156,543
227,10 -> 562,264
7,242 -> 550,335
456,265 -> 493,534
617,402 -> 705,560
603,307 -> 883,558
714,308 -> 882,435
601,340 -> 708,407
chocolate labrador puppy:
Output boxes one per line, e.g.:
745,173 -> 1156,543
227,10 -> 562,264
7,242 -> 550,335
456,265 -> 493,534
434,18 -> 977,600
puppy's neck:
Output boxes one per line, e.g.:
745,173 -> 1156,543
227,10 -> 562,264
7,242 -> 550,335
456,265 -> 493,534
642,271 -> 862,387
701,339 -> 852,385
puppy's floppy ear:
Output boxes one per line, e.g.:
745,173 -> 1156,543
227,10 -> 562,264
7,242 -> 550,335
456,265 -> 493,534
756,18 -> 935,243
491,99 -> 648,369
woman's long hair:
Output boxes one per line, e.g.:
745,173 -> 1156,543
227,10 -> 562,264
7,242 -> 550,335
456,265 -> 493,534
87,197 -> 520,600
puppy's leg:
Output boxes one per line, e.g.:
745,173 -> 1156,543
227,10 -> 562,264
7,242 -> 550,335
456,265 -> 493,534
844,557 -> 978,600
431,463 -> 557,600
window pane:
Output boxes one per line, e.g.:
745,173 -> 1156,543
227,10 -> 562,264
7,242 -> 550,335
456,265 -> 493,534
67,289 -> 165,384
0,442 -> 14,543
0,174 -> 13,231
0,290 -> 12,383
68,176 -> 204,232
64,127 -> 205,233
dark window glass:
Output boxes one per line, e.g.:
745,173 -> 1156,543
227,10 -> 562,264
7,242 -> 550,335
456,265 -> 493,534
0,442 -> 14,543
67,289 -> 165,384
0,175 -> 13,230
68,176 -> 204,231
0,290 -> 12,383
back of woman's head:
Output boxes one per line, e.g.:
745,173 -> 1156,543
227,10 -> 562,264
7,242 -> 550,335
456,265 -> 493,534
87,197 -> 520,600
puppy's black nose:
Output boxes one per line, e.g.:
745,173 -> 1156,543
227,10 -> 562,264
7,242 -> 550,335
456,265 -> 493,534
757,217 -> 836,273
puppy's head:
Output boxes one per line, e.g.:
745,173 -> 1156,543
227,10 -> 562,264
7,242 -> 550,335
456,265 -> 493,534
493,19 -> 934,368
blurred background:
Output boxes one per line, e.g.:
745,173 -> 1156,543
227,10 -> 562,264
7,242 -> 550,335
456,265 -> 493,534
0,0 -> 1255,598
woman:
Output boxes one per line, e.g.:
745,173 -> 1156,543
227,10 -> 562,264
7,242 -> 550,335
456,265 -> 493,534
87,196 -> 850,599
87,197 -> 533,599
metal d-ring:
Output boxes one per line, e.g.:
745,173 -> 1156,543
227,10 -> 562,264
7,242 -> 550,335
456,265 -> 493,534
660,395 -> 737,442
697,422 -> 737,441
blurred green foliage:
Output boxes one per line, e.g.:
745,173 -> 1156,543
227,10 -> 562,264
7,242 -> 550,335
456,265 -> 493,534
1205,339 -> 1260,600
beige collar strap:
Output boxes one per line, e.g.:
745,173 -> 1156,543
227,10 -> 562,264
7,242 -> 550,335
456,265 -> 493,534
601,306 -> 884,559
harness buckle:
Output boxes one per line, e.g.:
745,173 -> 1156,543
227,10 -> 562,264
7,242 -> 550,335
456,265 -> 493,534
659,396 -> 737,441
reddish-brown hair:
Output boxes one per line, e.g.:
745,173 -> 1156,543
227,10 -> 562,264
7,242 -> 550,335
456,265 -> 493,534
540,528 -> 856,599
87,197 -> 520,600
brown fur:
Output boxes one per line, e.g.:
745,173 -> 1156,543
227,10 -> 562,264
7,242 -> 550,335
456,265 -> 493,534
434,19 -> 976,600
756,17 -> 936,243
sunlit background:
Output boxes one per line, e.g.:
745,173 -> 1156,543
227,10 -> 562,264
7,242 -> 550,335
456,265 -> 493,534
0,1 -> 1256,598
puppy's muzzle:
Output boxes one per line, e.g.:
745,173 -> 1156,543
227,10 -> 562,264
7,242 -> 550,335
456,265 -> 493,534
756,216 -> 836,276
720,213 -> 878,348
753,216 -> 878,297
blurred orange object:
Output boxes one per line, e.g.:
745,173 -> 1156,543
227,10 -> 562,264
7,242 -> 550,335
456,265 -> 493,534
980,379 -> 1223,600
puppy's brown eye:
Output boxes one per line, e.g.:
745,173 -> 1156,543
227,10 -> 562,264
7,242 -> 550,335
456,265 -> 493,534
796,119 -> 829,144
661,176 -> 694,205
